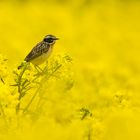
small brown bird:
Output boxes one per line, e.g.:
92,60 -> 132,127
18,35 -> 59,69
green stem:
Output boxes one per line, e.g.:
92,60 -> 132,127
16,63 -> 28,113
23,64 -> 62,115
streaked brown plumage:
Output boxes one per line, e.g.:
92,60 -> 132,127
25,41 -> 50,63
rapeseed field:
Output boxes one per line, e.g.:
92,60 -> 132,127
0,0 -> 140,140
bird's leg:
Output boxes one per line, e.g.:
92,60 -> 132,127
43,61 -> 48,73
34,65 -> 44,74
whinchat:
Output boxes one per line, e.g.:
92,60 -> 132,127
18,35 -> 59,69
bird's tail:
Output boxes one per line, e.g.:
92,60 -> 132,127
18,64 -> 22,70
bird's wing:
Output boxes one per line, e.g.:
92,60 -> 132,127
24,41 -> 50,62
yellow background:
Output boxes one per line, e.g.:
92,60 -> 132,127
0,0 -> 140,140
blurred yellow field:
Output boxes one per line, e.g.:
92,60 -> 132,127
0,0 -> 140,140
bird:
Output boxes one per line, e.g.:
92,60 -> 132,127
18,34 -> 59,69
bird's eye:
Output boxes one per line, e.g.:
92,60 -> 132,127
44,38 -> 54,43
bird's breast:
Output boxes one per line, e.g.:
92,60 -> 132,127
31,46 -> 53,65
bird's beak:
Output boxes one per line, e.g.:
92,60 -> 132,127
55,37 -> 59,40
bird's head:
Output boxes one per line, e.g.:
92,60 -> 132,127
43,34 -> 59,45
